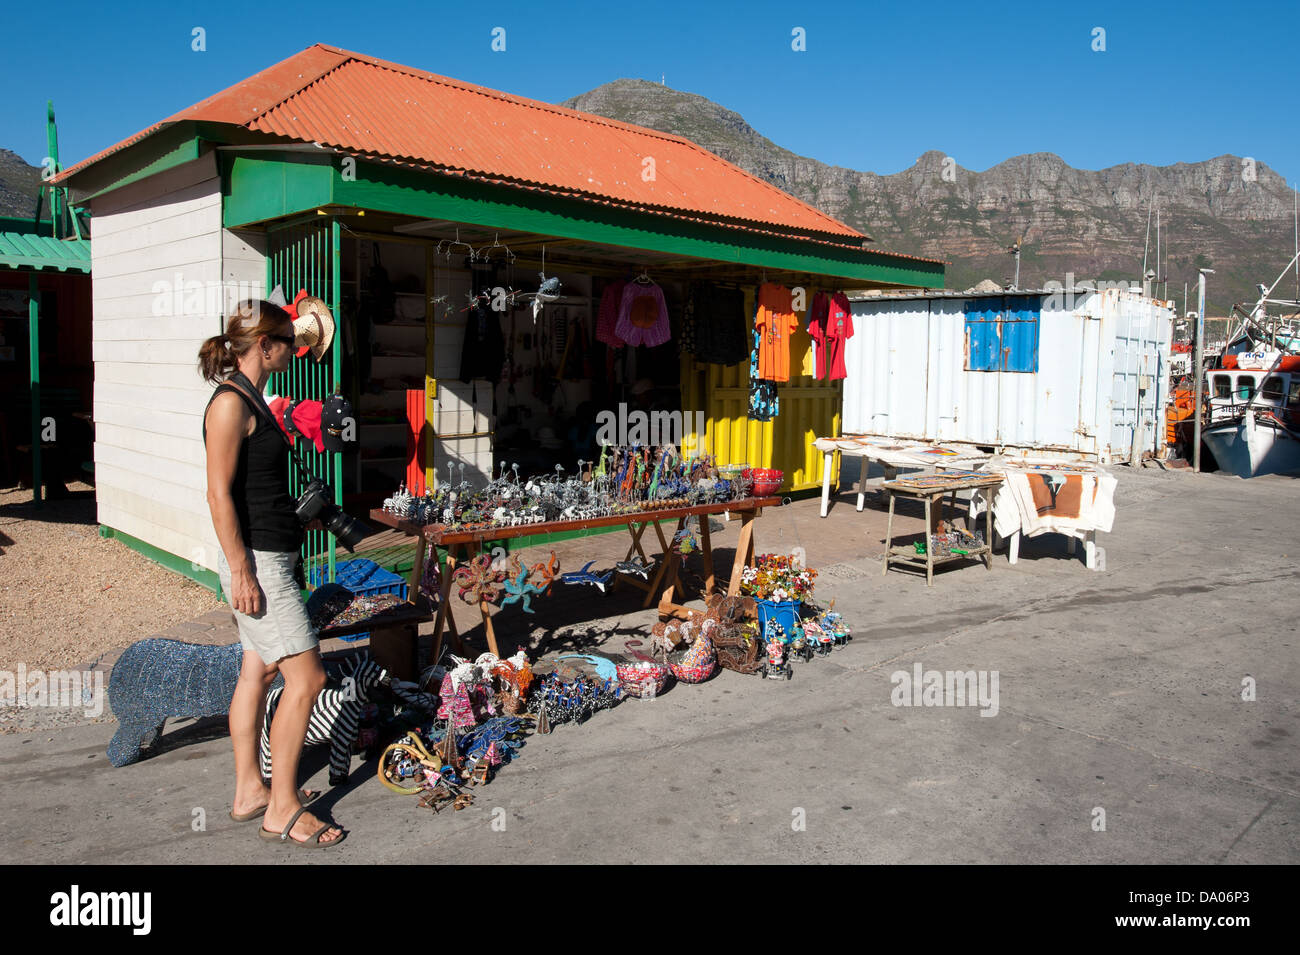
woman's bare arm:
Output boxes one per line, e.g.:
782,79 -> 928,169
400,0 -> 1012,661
205,393 -> 263,615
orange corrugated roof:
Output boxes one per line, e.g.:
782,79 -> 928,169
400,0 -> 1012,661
56,44 -> 867,242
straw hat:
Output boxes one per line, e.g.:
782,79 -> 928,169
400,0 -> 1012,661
293,295 -> 335,362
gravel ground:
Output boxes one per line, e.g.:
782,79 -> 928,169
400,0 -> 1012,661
0,482 -> 224,672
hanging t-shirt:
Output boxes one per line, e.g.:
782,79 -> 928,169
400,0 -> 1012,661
460,297 -> 505,382
824,292 -> 855,381
562,313 -> 591,379
616,281 -> 671,347
596,279 -> 628,349
807,291 -> 831,380
754,282 -> 798,382
747,324 -> 779,421
681,288 -> 699,357
691,284 -> 749,366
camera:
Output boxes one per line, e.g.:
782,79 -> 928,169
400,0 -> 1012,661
295,479 -> 372,552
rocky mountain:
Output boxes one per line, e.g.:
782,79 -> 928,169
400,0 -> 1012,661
0,149 -> 42,218
564,80 -> 1300,311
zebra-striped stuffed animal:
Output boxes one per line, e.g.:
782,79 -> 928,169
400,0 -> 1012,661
258,655 -> 388,786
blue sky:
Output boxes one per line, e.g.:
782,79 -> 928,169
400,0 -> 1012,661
4,0 -> 1298,189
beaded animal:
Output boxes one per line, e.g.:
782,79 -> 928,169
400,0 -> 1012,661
560,560 -> 613,592
453,554 -> 506,605
500,557 -> 546,613
107,639 -> 246,768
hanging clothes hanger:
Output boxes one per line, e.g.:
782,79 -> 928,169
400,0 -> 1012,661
480,233 -> 517,268
435,228 -> 476,263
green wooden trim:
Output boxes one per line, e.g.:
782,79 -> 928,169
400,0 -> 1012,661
29,273 -> 41,505
223,153 -> 335,228
76,128 -> 205,202
222,154 -> 944,287
98,525 -> 223,595
0,216 -> 53,236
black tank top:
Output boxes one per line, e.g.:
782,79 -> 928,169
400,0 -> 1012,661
203,381 -> 303,554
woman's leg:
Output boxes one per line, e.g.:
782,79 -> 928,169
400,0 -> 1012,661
230,649 -> 278,816
262,648 -> 342,843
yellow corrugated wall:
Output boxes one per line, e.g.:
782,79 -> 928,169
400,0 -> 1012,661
681,286 -> 841,492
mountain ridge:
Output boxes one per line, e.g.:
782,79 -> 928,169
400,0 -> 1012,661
564,80 -> 1298,309
4,81 -> 1294,310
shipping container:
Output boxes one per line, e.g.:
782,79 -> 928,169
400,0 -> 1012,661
842,286 -> 1174,463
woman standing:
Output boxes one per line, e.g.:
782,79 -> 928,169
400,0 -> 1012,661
197,300 -> 345,848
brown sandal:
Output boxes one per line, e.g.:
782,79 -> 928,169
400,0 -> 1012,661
230,789 -> 320,823
258,806 -> 346,848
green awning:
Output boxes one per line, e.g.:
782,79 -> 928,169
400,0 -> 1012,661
0,232 -> 91,272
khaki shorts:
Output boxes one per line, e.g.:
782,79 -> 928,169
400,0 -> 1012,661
217,548 -> 319,665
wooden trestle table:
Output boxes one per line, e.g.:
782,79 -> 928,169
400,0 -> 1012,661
369,496 -> 781,665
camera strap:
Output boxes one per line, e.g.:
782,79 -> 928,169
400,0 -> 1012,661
220,373 -> 317,485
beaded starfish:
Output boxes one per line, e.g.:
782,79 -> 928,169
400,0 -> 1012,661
527,552 -> 560,594
452,554 -> 506,605
500,557 -> 546,613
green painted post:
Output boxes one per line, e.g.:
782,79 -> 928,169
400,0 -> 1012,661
46,102 -> 62,239
29,273 -> 41,504
329,217 -> 342,585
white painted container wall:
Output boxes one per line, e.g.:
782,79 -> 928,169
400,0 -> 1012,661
90,153 -> 268,572
842,287 -> 1173,463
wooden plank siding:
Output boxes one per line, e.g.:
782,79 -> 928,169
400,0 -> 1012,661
90,153 -> 268,573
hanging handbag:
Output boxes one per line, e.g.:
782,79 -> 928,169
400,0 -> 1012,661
362,242 -> 396,325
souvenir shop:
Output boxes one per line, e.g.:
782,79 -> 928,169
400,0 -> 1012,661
56,43 -> 943,588
333,225 -> 890,507
63,43 -> 949,814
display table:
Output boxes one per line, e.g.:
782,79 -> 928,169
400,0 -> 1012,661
316,598 -> 434,682
814,436 -> 991,517
370,496 -> 780,664
984,459 -> 1117,571
880,472 -> 1005,586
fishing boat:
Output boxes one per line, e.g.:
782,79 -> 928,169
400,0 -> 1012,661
1202,350 -> 1300,476
1199,264 -> 1300,477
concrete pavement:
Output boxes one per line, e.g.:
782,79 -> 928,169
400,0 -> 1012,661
1,466 -> 1296,863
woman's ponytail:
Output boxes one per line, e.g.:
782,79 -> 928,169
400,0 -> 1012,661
197,333 -> 236,384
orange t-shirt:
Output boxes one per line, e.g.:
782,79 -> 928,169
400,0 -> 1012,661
755,283 -> 799,382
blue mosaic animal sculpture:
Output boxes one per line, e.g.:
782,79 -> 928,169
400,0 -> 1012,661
107,639 -> 385,783
107,639 -> 255,767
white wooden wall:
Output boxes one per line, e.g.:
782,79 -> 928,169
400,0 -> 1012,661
90,153 -> 267,574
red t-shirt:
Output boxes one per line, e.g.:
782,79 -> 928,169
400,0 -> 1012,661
807,291 -> 830,379
823,292 -> 854,380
